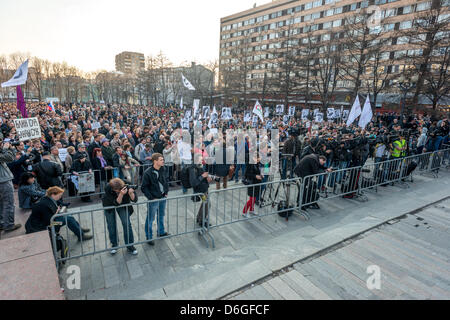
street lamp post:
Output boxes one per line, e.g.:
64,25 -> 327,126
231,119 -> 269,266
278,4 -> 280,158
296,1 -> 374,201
395,75 -> 419,121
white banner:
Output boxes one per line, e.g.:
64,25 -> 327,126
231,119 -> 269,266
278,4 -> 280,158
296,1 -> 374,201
77,172 -> 95,193
315,113 -> 324,123
1,60 -> 29,88
244,111 -> 252,122
13,117 -> 41,141
264,107 -> 270,118
276,104 -> 284,115
202,106 -> 210,119
327,108 -> 335,119
301,109 -> 310,120
91,122 -> 101,130
58,148 -> 68,162
288,106 -> 296,117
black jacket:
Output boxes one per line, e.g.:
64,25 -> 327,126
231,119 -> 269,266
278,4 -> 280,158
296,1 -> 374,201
189,165 -> 209,194
102,184 -> 138,214
294,154 -> 325,179
33,159 -> 63,189
245,163 -> 262,197
283,137 -> 302,158
141,166 -> 169,200
25,196 -> 58,233
70,159 -> 92,173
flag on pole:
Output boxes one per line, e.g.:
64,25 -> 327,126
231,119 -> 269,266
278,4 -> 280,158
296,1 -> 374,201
358,95 -> 373,129
252,100 -> 264,122
16,86 -> 28,118
180,97 -> 183,109
181,74 -> 196,91
47,101 -> 55,112
346,95 -> 361,126
1,60 -> 29,88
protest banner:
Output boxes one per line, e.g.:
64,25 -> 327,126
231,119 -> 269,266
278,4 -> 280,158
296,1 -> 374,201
13,117 -> 41,141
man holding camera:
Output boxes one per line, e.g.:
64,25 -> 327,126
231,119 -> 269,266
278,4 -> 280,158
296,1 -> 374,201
102,178 -> 138,255
141,153 -> 170,246
0,137 -> 21,232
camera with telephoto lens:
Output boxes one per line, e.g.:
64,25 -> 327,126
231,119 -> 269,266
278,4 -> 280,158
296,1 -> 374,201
11,141 -> 21,147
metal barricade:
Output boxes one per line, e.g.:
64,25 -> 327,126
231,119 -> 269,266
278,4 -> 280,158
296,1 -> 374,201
50,192 -> 210,268
207,177 -> 303,231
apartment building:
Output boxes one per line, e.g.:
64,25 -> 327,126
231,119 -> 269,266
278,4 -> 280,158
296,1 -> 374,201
115,51 -> 145,75
219,0 -> 449,107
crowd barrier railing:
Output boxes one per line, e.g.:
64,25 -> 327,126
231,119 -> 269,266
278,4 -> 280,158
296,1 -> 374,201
50,191 -> 212,268
50,148 -> 450,267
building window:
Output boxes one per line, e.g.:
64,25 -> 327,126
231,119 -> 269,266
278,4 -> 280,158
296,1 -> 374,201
313,0 -> 322,8
375,0 -> 386,4
323,21 -> 332,29
325,8 -> 334,17
305,2 -> 313,10
402,5 -> 412,14
397,36 -> 409,44
334,6 -> 343,14
322,33 -> 330,41
312,12 -> 320,19
399,20 -> 412,30
416,2 -> 431,11
333,19 -> 342,27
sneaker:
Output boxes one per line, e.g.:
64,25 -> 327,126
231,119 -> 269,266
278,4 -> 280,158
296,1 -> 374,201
242,213 -> 249,218
79,234 -> 93,242
81,228 -> 90,233
249,211 -> 258,216
147,240 -> 155,246
110,249 -> 118,255
127,246 -> 138,255
3,224 -> 21,232
158,232 -> 170,237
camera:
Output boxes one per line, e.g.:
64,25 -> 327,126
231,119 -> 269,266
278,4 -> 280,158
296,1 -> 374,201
125,184 -> 138,190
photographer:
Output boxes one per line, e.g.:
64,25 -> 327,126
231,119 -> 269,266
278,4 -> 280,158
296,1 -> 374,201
189,153 -> 213,227
25,186 -> 92,241
282,130 -> 301,179
102,178 -> 138,255
294,154 -> 331,210
141,153 -> 169,245
33,151 -> 64,190
0,138 -> 21,232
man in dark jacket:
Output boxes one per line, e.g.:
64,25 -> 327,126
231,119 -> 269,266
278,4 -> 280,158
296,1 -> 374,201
33,151 -> 64,190
189,153 -> 212,227
294,154 -> 330,210
141,153 -> 169,245
282,133 -> 302,179
102,178 -> 138,255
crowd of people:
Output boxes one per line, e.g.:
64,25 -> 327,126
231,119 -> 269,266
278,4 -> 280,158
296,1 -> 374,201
0,101 -> 448,256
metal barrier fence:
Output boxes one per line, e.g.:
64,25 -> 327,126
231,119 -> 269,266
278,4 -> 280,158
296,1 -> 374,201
207,176 -> 303,230
50,191 -> 212,268
50,148 -> 450,267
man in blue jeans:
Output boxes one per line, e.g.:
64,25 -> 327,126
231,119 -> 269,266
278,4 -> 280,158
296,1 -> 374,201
102,178 -> 138,255
141,153 -> 170,246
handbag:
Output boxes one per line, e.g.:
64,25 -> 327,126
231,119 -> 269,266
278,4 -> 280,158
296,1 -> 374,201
228,165 -> 236,180
242,178 -> 251,185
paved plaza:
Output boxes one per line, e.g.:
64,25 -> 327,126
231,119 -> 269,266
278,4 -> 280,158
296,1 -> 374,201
53,169 -> 450,300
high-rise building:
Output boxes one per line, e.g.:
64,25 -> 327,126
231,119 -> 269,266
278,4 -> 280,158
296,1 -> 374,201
219,0 -> 449,108
115,51 -> 145,75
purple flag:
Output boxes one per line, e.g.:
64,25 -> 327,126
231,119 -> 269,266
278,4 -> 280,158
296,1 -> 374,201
16,85 -> 28,118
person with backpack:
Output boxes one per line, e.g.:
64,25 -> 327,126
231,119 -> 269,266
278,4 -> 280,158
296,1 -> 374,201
187,153 -> 212,228
141,153 -> 170,246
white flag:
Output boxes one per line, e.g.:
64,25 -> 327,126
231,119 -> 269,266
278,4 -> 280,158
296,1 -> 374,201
1,60 -> 29,88
358,95 -> 373,129
180,97 -> 183,109
181,74 -> 196,91
253,100 -> 264,122
346,96 -> 361,126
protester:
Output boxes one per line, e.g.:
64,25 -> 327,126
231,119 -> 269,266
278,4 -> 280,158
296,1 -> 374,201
0,139 -> 21,232
189,153 -> 213,227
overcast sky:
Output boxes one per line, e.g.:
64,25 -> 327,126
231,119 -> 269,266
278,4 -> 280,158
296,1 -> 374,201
0,0 -> 262,72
